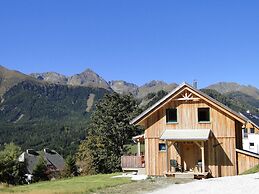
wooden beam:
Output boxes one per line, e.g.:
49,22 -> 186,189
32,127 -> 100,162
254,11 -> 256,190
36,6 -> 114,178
173,97 -> 200,101
201,141 -> 205,174
168,141 -> 174,148
194,141 -> 201,148
167,141 -> 175,173
137,140 -> 141,156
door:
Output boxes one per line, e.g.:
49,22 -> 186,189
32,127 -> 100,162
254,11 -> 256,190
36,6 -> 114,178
182,143 -> 197,171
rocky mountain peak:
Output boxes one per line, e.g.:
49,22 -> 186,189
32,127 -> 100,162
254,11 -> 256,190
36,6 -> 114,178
144,80 -> 167,88
30,72 -> 68,85
109,80 -> 138,95
137,80 -> 178,99
67,69 -> 111,90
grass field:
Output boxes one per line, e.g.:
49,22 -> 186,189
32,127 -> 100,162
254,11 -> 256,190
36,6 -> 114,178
0,174 -> 191,194
241,164 -> 259,175
0,174 -> 131,194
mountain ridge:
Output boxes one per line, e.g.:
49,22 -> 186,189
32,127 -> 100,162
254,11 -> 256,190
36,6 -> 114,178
0,65 -> 258,156
206,82 -> 259,100
1,65 -> 259,106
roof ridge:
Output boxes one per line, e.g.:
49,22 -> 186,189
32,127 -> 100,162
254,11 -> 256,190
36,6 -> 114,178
130,82 -> 247,125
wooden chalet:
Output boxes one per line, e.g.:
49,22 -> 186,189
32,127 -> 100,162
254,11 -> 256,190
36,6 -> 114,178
124,82 -> 259,178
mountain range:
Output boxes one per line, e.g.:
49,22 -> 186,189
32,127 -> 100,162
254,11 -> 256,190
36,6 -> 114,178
0,65 -> 258,156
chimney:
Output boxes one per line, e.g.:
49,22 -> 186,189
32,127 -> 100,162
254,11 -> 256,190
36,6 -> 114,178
193,80 -> 198,89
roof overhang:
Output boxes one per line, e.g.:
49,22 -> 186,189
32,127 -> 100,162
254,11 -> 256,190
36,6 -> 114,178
132,134 -> 145,142
160,129 -> 211,141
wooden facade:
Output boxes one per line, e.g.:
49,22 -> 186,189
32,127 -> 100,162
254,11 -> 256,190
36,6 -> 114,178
131,83 -> 247,177
121,155 -> 144,168
236,149 -> 259,174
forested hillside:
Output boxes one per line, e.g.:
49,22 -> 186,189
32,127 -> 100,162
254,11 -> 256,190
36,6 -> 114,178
0,81 -> 109,156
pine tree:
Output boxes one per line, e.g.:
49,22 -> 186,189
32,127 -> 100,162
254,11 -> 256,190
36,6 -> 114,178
61,155 -> 78,177
77,93 -> 142,174
32,154 -> 48,182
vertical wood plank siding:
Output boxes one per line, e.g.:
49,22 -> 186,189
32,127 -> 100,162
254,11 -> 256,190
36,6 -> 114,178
121,156 -> 143,168
236,149 -> 259,174
143,95 -> 241,177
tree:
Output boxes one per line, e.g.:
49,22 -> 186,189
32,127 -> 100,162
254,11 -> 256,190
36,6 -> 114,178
77,93 -> 142,174
32,154 -> 48,182
76,140 -> 95,175
61,155 -> 78,178
0,143 -> 25,185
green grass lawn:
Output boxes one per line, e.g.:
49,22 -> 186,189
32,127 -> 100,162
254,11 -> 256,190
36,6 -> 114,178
0,174 -> 131,194
241,164 -> 259,175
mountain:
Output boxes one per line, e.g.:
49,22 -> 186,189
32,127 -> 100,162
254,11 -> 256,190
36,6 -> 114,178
207,82 -> 259,100
207,82 -> 259,110
31,68 -> 111,91
0,80 -> 109,156
109,80 -> 138,96
0,65 -> 38,97
30,72 -> 68,85
137,80 -> 178,99
68,69 -> 111,90
0,66 -> 110,156
108,80 -> 178,107
201,89 -> 258,114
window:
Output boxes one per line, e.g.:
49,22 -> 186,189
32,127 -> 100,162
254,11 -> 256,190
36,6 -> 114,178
166,108 -> 177,123
243,128 -> 248,138
198,108 -> 210,122
159,143 -> 166,151
250,128 -> 255,133
249,142 -> 255,149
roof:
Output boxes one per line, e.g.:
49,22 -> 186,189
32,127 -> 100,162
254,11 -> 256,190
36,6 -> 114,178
18,149 -> 65,174
160,129 -> 211,141
132,134 -> 145,141
44,148 -> 65,171
130,82 -> 248,125
241,112 -> 259,129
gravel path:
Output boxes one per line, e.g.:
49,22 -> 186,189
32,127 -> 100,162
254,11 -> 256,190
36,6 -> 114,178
148,173 -> 259,194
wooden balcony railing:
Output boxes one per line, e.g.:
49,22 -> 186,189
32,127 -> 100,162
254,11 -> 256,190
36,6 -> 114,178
121,155 -> 145,168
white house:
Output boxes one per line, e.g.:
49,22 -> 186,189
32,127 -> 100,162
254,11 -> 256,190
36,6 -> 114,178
242,111 -> 259,154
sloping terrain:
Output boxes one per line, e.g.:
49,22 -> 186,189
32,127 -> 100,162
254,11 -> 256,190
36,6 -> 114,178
207,82 -> 259,106
0,80 -> 109,156
0,65 -> 38,96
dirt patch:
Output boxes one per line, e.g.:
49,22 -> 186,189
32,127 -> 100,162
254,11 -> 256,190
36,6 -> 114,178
86,93 -> 95,112
96,177 -> 192,194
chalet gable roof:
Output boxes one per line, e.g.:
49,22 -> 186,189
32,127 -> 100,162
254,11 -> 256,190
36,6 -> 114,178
130,82 -> 247,125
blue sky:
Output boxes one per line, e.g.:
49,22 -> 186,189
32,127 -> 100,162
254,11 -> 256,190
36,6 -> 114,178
0,0 -> 258,88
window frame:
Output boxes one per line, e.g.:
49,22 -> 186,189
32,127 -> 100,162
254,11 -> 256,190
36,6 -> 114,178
198,107 -> 210,123
166,108 -> 178,124
158,143 -> 167,152
243,128 -> 248,138
250,128 -> 255,134
249,142 -> 255,149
